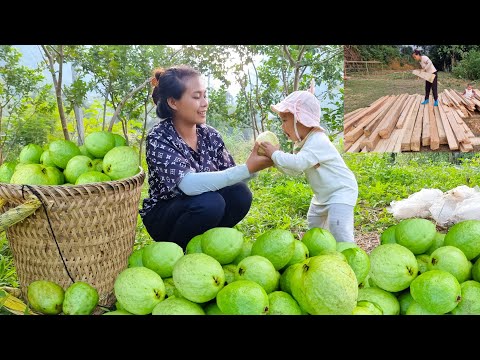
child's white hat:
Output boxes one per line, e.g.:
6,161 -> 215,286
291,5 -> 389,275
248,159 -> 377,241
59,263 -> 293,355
270,90 -> 325,131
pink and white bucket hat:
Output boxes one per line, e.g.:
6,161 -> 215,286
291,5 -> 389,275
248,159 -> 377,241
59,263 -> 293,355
270,90 -> 325,132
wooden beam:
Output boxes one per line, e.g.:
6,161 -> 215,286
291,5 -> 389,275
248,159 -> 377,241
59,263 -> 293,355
433,105 -> 447,145
437,95 -> 459,150
378,93 -> 409,138
344,96 -> 394,143
401,95 -> 422,151
363,96 -> 397,137
442,100 -> 468,144
410,98 -> 425,151
395,94 -> 416,129
428,102 -> 439,150
344,96 -> 388,132
421,100 -> 430,147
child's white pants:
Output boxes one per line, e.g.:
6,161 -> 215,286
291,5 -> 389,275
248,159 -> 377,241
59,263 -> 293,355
307,201 -> 355,243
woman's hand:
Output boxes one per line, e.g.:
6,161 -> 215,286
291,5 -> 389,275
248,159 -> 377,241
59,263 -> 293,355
246,142 -> 274,173
259,141 -> 280,158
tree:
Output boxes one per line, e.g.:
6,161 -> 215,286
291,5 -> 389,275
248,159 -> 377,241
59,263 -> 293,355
0,45 -> 49,162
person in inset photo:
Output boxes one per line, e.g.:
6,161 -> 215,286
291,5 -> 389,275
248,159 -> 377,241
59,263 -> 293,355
412,49 -> 438,106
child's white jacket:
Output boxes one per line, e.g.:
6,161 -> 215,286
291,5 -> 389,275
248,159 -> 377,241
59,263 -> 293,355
272,131 -> 358,206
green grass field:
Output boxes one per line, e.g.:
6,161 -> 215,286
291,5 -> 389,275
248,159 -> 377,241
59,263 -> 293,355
344,71 -> 470,114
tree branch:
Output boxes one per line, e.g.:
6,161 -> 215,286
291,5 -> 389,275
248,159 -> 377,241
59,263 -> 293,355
107,77 -> 152,131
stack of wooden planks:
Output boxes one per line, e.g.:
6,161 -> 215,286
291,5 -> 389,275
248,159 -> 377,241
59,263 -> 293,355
344,89 -> 480,153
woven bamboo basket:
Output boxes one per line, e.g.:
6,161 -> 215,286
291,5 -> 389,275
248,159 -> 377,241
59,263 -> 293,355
0,167 -> 145,309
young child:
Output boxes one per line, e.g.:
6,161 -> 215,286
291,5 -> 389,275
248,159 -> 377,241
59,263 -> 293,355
258,90 -> 359,243
462,83 -> 476,100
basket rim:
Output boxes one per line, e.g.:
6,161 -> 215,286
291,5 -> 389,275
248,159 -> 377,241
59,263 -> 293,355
0,166 -> 145,191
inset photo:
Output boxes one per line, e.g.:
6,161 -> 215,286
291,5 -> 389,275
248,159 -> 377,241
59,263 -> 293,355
344,45 -> 480,153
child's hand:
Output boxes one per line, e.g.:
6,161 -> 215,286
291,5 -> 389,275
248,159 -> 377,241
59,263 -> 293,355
246,142 -> 274,173
259,141 -> 280,158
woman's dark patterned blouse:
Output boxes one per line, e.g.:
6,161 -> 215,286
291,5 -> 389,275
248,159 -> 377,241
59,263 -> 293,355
140,118 -> 236,217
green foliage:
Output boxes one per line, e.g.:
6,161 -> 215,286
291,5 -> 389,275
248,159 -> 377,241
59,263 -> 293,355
452,50 -> 480,80
0,234 -> 18,287
354,45 -> 404,64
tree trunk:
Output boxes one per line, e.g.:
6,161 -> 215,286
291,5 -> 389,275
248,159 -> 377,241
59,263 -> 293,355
102,95 -> 108,131
41,45 -> 70,140
72,66 -> 85,145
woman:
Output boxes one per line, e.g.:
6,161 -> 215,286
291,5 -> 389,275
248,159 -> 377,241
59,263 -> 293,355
412,49 -> 438,106
140,64 -> 273,250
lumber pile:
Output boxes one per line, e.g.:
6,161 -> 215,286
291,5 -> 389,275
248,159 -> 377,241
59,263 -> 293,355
344,89 -> 480,153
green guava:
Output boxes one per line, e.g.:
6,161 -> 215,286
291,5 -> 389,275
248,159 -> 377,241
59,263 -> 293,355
301,227 -> 336,256
428,245 -> 472,283
84,131 -> 116,158
256,131 -> 279,156
0,162 -> 16,183
357,287 -> 400,315
40,151 -> 56,167
236,255 -> 279,294
48,139 -> 81,169
415,254 -> 430,275
222,264 -> 237,286
450,280 -> 480,315
162,277 -> 183,299
91,159 -> 103,173
267,291 -> 302,315
279,263 -> 302,295
27,280 -> 65,315
142,241 -> 184,278
317,249 -> 347,261
216,279 -> 269,315
291,255 -> 358,315
79,145 -> 95,160
128,248 -> 144,268
45,166 -> 65,185
410,269 -> 461,314
172,253 -> 225,303
472,258 -> 480,282
380,224 -> 397,244
395,218 -> 436,254
64,155 -> 94,184
397,289 -> 414,315
356,300 -> 383,315
201,227 -> 244,265
102,309 -> 132,315
10,164 -> 56,185
406,301 -> 438,315
19,144 -> 43,164
251,229 -> 295,270
368,243 -> 418,292
204,302 -> 224,315
336,241 -> 358,252
113,134 -> 127,147
283,240 -> 310,269
152,296 -> 205,315
114,267 -> 165,315
75,171 -> 111,185
62,281 -> 99,315
352,306 -> 377,315
102,146 -> 140,180
186,234 -> 203,254
232,239 -> 253,265
425,232 -> 446,255
444,220 -> 480,260
341,247 -> 370,284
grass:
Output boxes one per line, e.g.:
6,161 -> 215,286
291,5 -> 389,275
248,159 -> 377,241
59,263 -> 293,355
344,71 -> 470,114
